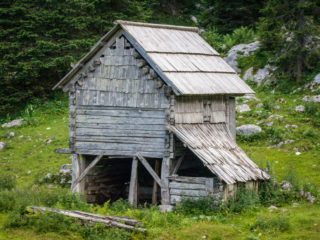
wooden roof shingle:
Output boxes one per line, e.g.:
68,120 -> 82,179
54,20 -> 254,95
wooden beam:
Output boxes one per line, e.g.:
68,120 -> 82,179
128,157 -> 138,208
136,153 -> 163,188
170,153 -> 186,176
71,154 -> 104,192
152,159 -> 160,204
54,148 -> 73,154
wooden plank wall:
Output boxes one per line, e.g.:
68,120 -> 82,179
174,96 -> 226,124
174,95 -> 236,139
168,176 -> 214,204
71,34 -> 169,158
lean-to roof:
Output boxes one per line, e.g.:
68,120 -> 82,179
168,123 -> 269,184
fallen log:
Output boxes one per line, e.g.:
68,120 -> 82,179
29,206 -> 145,232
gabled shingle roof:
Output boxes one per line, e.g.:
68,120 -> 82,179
54,20 -> 254,95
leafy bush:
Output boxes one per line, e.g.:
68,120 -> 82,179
251,215 -> 291,232
174,197 -> 215,216
219,186 -> 260,213
201,27 -> 223,53
0,173 -> 16,191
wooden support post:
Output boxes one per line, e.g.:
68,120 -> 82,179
71,154 -> 104,192
136,153 -> 163,188
161,157 -> 170,205
170,153 -> 186,176
128,157 -> 138,208
152,159 -> 160,204
71,154 -> 81,193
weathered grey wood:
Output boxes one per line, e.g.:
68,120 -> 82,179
128,157 -> 138,208
228,97 -> 236,140
136,153 -> 163,188
76,122 -> 166,131
170,153 -> 185,175
168,176 -> 209,184
170,195 -> 199,204
170,189 -> 208,197
169,182 -> 207,190
55,148 -> 73,154
152,159 -> 160,204
29,206 -> 145,232
72,154 -> 104,192
77,150 -> 163,158
71,154 -> 81,193
160,157 -> 170,205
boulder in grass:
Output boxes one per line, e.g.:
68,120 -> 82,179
236,124 -> 262,136
0,142 -> 6,151
224,41 -> 261,73
60,164 -> 72,175
236,104 -> 251,113
1,119 -> 23,128
295,105 -> 305,112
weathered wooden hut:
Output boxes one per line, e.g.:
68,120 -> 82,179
53,20 -> 269,208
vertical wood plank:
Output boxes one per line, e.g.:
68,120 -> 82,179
128,157 -> 138,208
161,157 -> 170,205
71,154 -> 80,193
152,159 -> 160,204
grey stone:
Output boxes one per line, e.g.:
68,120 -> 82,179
44,137 -> 54,144
190,15 -> 197,23
60,164 -> 72,174
159,204 -> 173,213
268,114 -> 283,120
27,171 -> 31,175
236,104 -> 251,113
285,124 -> 297,129
295,105 -> 305,112
280,180 -> 292,190
292,202 -> 299,207
236,124 -> 262,136
274,105 -> 280,110
45,173 -> 52,179
268,205 -> 278,212
7,132 -> 15,139
312,95 -> 320,103
0,142 -> 6,151
308,73 -> 320,92
2,119 -> 23,128
243,64 -> 275,86
307,194 -> 316,204
264,122 -> 273,127
256,103 -> 263,108
224,41 -> 261,72
302,96 -> 309,102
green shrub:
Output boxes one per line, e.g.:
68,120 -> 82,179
202,27 -> 223,53
0,173 -> 16,191
223,27 -> 256,51
174,197 -> 215,216
219,186 -> 260,213
251,215 -> 291,232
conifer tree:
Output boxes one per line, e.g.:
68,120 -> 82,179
259,0 -> 320,82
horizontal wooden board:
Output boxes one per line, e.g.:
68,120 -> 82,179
76,115 -> 166,125
76,128 -> 166,137
169,182 -> 206,190
170,189 -> 208,197
76,136 -> 165,146
76,108 -> 165,119
76,149 -> 163,158
170,195 -> 200,204
76,122 -> 165,131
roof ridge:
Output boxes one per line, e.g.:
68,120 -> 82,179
115,20 -> 199,32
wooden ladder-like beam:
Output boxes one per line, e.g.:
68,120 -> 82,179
71,154 -> 104,192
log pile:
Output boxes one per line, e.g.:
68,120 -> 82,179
29,206 -> 145,232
